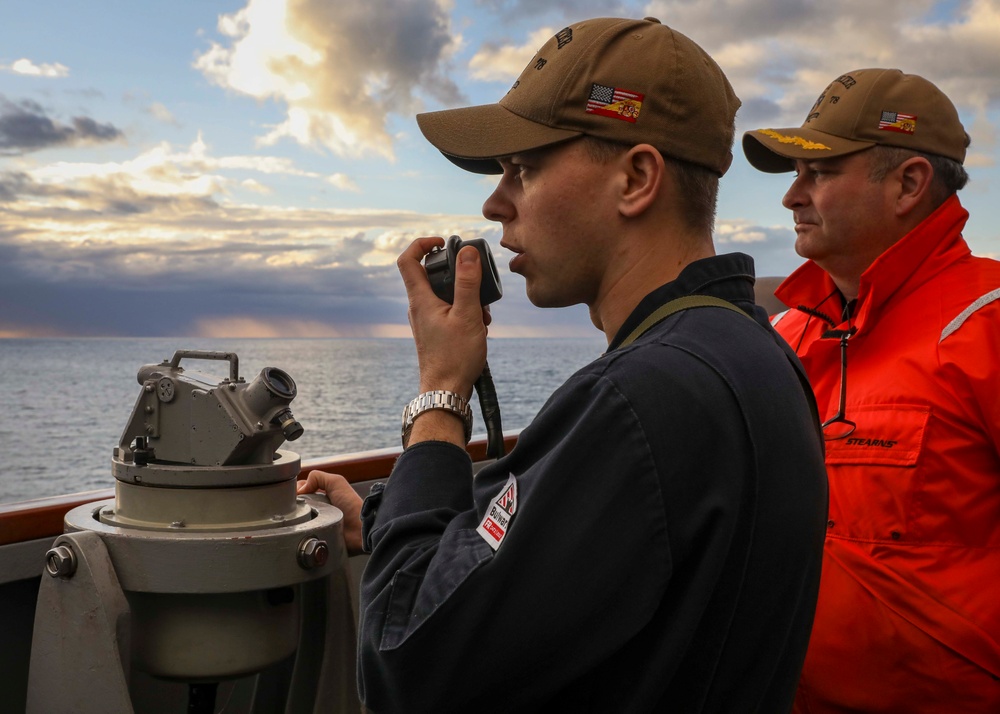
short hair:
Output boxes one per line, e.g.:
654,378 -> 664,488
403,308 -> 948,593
867,145 -> 969,203
581,137 -> 721,234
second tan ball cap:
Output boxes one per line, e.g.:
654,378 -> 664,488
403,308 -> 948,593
743,68 -> 969,173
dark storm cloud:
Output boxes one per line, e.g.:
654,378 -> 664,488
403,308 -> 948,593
0,169 -> 215,215
0,215 -> 596,338
0,228 -> 379,293
0,229 -> 406,336
0,227 -> 596,337
69,116 -> 123,142
0,171 -> 27,201
0,170 -> 89,203
0,96 -> 124,154
0,280 -> 408,337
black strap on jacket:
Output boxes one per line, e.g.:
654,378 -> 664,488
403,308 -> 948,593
617,295 -> 752,350
615,294 -> 824,445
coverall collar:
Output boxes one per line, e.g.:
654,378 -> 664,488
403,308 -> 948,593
608,252 -> 757,351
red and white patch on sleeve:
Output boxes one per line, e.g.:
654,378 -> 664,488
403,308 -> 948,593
477,474 -> 518,550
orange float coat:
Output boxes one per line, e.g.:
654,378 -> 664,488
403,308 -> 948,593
773,195 -> 1000,712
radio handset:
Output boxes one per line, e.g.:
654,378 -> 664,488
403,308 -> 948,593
424,236 -> 505,459
424,235 -> 503,306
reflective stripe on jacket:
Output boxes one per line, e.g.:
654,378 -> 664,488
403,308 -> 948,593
773,195 -> 1000,712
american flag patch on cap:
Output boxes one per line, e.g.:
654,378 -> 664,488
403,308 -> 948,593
586,83 -> 644,123
878,111 -> 917,134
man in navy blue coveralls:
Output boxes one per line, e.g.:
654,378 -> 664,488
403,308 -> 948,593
301,16 -> 828,714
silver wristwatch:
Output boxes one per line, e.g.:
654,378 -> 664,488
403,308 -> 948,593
401,390 -> 473,447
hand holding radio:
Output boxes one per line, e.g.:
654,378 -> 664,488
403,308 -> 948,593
396,235 -> 506,458
423,236 -> 506,459
397,237 -> 488,398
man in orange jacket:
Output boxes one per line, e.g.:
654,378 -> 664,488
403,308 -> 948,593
743,69 -> 1000,712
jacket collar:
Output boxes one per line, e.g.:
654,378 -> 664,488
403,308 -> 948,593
608,252 -> 757,351
775,195 -> 970,331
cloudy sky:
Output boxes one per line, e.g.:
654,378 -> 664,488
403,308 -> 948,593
1,0 -> 998,338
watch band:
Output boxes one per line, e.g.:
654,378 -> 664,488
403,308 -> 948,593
401,390 -> 473,447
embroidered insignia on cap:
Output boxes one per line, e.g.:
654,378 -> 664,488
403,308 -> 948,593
878,111 -> 917,135
833,74 -> 857,89
477,474 -> 517,550
586,83 -> 644,123
758,128 -> 832,150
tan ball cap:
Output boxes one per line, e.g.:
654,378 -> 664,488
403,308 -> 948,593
417,17 -> 741,176
743,68 -> 970,173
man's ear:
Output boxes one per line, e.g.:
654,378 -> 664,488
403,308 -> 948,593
618,144 -> 664,218
894,156 -> 935,218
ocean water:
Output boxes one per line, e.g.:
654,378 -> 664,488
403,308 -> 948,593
0,337 -> 605,504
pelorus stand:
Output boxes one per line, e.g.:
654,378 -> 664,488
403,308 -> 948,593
26,351 -> 361,713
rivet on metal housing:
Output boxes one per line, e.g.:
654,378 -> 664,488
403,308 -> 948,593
297,538 -> 329,570
45,545 -> 77,578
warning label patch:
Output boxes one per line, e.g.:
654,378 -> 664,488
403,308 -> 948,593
477,474 -> 517,550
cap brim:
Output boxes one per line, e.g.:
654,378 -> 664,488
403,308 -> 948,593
417,104 -> 583,175
742,128 -> 875,173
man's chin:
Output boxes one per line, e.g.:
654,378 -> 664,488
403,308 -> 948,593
525,288 -> 574,310
794,234 -> 821,261
526,293 -> 555,308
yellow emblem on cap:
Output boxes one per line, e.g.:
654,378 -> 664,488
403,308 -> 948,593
759,129 -> 831,151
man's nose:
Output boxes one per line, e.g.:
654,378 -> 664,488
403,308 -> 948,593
782,174 -> 808,210
482,173 -> 514,223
